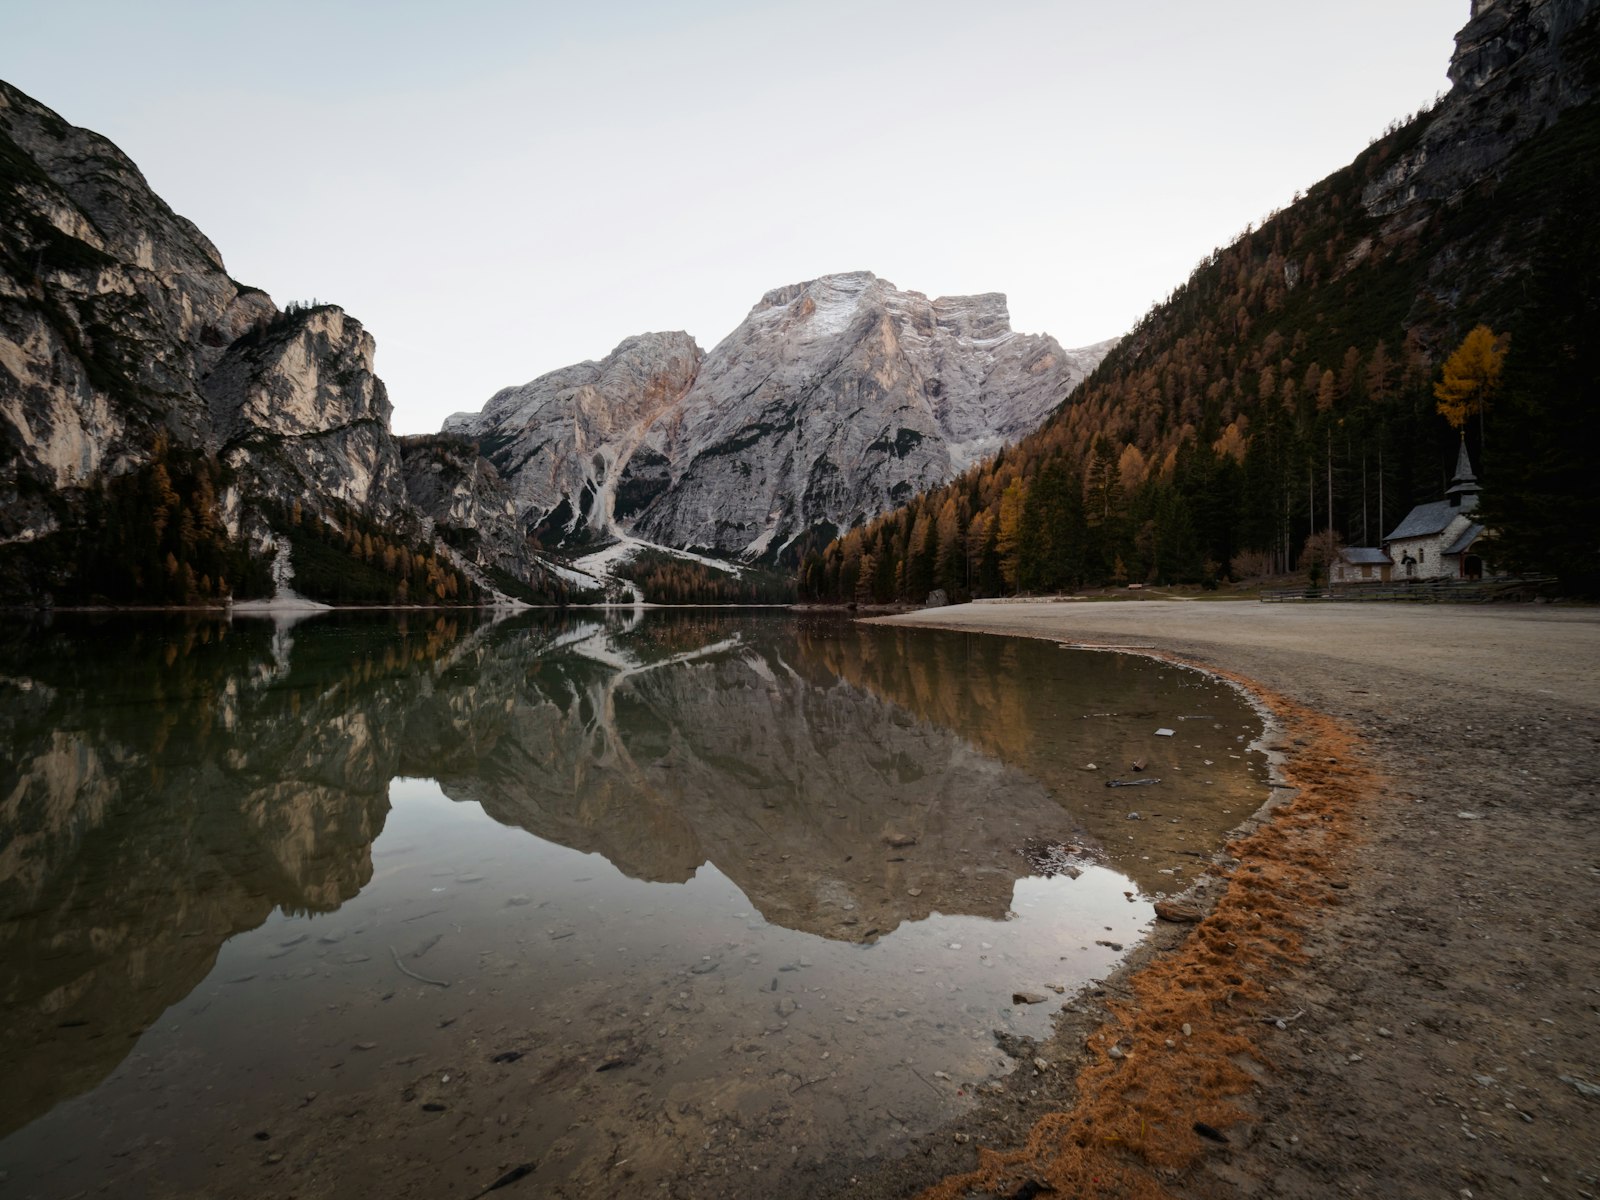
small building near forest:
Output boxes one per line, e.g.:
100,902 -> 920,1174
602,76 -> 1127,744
1329,546 -> 1393,585
1383,442 -> 1487,581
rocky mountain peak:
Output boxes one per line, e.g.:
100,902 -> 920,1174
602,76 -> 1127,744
746,271 -> 1015,345
455,272 -> 1116,562
441,330 -> 705,551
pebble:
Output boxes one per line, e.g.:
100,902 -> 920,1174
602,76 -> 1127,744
1377,1027 -> 1393,1038
1108,1045 -> 1125,1059
1012,992 -> 1048,1005
1182,1023 -> 1193,1036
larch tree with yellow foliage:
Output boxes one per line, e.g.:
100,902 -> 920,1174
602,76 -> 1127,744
1434,325 -> 1508,435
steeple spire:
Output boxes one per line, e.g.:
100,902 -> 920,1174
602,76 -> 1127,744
1446,439 -> 1480,510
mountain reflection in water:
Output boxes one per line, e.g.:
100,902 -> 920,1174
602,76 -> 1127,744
0,609 -> 1265,1196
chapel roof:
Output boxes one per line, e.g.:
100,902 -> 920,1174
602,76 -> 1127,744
1442,522 -> 1486,556
1340,547 -> 1392,565
1386,500 -> 1459,541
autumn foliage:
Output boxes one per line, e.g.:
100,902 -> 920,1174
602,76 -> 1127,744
804,90 -> 1598,600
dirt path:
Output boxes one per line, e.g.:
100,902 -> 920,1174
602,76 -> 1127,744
858,599 -> 1600,1200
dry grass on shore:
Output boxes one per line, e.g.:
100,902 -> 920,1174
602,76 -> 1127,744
918,663 -> 1377,1200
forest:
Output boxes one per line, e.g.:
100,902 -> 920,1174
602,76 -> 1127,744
800,97 -> 1600,603
0,435 -> 490,609
616,550 -> 796,605
0,435 -> 272,606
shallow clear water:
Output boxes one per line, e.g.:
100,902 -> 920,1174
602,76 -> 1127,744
0,609 -> 1266,1198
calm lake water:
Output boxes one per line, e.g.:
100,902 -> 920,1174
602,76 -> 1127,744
0,609 -> 1267,1199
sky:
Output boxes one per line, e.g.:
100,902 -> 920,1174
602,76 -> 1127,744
6,0 -> 1467,434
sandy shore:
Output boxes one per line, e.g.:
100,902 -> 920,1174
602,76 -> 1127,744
861,599 -> 1600,1199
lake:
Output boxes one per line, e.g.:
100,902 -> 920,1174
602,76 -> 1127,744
0,609 -> 1267,1199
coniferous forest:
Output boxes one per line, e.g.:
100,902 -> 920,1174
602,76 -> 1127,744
800,97 -> 1600,603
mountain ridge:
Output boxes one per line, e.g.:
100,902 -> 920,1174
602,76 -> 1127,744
3,73 -> 1111,605
448,270 -> 1117,563
0,78 -> 587,606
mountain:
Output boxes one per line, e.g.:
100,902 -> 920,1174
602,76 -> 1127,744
446,331 -> 705,550
0,81 -> 580,607
1,76 -> 1111,604
447,271 -> 1116,562
806,0 -> 1600,601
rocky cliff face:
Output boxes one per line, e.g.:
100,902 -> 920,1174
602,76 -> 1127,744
0,81 -> 270,542
1363,0 -> 1598,220
397,433 -> 582,599
0,81 -> 558,603
203,304 -> 415,529
451,273 -> 1116,559
444,331 -> 704,548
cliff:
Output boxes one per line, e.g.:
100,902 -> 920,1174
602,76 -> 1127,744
448,272 -> 1116,561
0,81 -> 565,605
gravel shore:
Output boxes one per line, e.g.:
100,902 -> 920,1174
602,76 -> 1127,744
866,599 -> 1600,1199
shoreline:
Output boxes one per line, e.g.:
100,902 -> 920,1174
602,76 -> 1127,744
837,600 -> 1600,1199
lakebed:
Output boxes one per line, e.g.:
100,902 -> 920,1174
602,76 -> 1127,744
852,598 -> 1600,1200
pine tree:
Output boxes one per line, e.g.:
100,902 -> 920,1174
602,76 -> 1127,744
1478,175 -> 1600,593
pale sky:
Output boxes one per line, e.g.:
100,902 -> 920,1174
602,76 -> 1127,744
7,0 -> 1466,434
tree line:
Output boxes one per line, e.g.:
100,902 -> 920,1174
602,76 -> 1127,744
800,92 -> 1600,600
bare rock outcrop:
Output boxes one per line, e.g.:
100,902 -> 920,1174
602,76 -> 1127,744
0,80 -> 274,543
634,273 -> 1114,557
1363,0 -> 1598,220
0,80 -> 560,602
204,304 -> 414,527
443,331 -> 703,549
453,272 -> 1116,559
399,433 -> 581,599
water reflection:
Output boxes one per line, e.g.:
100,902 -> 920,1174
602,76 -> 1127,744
0,614 -> 468,1138
0,610 -> 1265,1197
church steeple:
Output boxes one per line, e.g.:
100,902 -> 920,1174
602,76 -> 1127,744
1445,439 -> 1480,510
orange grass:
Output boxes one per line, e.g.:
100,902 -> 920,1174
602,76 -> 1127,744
918,655 -> 1377,1200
